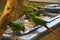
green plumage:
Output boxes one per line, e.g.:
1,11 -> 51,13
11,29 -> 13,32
30,14 -> 46,26
35,6 -> 41,10
23,5 -> 41,16
9,20 -> 25,32
29,13 -> 56,35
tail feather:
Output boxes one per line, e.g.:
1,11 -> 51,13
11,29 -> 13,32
45,26 -> 56,35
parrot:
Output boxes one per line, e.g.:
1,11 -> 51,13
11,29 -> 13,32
8,20 -> 25,35
28,13 -> 56,35
23,5 -> 42,16
23,5 -> 42,21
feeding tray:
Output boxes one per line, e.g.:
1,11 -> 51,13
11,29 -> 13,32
44,4 -> 60,13
2,13 -> 60,40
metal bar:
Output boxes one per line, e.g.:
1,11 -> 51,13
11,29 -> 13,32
47,15 -> 60,22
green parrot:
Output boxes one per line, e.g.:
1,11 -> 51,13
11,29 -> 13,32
23,5 -> 42,21
8,20 -> 25,33
28,13 -> 56,35
23,5 -> 41,16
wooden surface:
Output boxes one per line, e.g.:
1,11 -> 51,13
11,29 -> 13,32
29,0 -> 60,3
41,27 -> 60,40
0,0 -> 18,38
0,0 -> 29,38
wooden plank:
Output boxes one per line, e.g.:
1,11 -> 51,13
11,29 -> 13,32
29,0 -> 60,4
0,0 -> 29,39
